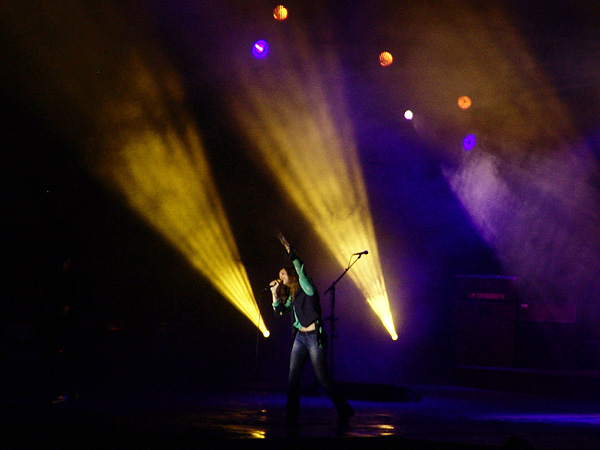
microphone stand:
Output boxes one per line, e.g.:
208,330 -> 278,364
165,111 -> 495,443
323,253 -> 364,378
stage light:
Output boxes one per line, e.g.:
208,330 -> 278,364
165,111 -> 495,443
273,5 -> 288,21
252,40 -> 269,59
379,51 -> 393,66
96,62 -> 270,338
229,31 -> 398,340
463,134 -> 476,150
404,110 -> 414,120
458,95 -> 472,110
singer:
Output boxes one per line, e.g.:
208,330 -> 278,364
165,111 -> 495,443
270,232 -> 354,428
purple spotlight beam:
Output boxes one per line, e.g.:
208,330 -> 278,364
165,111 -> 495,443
252,39 -> 269,59
463,134 -> 476,151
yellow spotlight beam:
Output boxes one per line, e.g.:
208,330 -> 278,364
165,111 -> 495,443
98,63 -> 268,337
1,0 -> 268,337
229,27 -> 398,339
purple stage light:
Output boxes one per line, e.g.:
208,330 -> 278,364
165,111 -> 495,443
463,134 -> 476,151
252,40 -> 269,59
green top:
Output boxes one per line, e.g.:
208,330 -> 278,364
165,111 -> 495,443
273,258 -> 315,330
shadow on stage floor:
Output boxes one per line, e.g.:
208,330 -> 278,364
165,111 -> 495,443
3,371 -> 600,450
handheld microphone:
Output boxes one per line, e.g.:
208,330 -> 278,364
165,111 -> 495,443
352,250 -> 369,256
264,279 -> 281,290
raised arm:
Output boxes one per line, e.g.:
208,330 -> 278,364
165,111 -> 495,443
277,231 -> 315,297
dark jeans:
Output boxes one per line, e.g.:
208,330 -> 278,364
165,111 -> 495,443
286,329 -> 352,423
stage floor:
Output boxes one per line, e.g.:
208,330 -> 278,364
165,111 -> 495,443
3,381 -> 600,449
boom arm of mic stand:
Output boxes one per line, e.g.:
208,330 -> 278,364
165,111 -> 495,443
324,252 -> 363,294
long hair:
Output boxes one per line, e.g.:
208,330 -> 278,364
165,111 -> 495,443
279,265 -> 300,302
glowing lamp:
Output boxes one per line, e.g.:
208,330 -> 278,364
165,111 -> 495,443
252,40 -> 269,59
263,330 -> 270,338
273,5 -> 288,20
391,333 -> 398,341
458,95 -> 472,110
379,51 -> 393,67
404,110 -> 413,121
463,134 -> 476,150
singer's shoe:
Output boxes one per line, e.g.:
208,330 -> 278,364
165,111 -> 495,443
284,414 -> 298,437
284,413 -> 298,427
337,405 -> 355,428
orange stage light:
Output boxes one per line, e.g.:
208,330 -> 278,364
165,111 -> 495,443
379,51 -> 393,67
458,95 -> 472,110
273,5 -> 288,21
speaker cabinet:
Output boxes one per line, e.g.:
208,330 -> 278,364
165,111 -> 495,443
451,275 -> 518,367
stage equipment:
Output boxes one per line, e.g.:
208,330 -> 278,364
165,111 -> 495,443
324,251 -> 365,377
379,51 -> 393,66
451,275 -> 517,367
252,40 -> 269,59
463,134 -> 476,150
273,5 -> 288,21
458,95 -> 472,109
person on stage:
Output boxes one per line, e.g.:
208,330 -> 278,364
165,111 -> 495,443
270,232 -> 354,428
